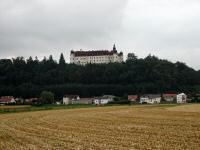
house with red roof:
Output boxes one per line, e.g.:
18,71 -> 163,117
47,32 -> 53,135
140,94 -> 161,104
0,96 -> 16,104
128,95 -> 139,102
163,94 -> 177,102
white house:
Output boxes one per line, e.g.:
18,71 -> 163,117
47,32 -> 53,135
63,95 -> 80,105
93,95 -> 114,105
140,95 -> 161,104
93,98 -> 109,105
70,45 -> 123,65
177,93 -> 187,104
140,97 -> 149,104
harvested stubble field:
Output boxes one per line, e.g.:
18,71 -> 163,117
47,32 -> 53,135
0,104 -> 200,150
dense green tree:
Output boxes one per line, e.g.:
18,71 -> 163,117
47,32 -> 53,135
40,91 -> 54,104
0,54 -> 199,99
126,53 -> 137,63
59,53 -> 66,66
26,56 -> 34,64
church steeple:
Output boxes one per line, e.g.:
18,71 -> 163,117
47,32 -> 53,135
113,44 -> 117,52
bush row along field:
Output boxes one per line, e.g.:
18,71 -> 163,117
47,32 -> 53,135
0,104 -> 200,149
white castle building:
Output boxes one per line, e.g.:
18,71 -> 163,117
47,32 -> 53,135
70,45 -> 123,65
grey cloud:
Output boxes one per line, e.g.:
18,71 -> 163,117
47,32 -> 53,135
0,0 -> 200,69
0,0 -> 128,60
117,0 -> 200,70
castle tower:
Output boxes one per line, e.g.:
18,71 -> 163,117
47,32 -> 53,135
113,44 -> 117,53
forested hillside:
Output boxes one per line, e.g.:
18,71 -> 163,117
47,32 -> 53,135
0,53 -> 199,99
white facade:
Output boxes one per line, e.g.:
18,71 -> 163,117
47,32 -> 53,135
94,97 -> 113,105
63,95 -> 80,105
177,93 -> 187,104
70,54 -> 123,65
63,97 -> 70,105
140,95 -> 161,104
149,97 -> 161,104
140,97 -> 149,104
71,98 -> 93,104
70,45 -> 123,65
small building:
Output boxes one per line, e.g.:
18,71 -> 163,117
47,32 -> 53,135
140,95 -> 161,104
72,98 -> 93,104
163,94 -> 177,102
63,95 -> 80,105
128,95 -> 139,102
25,98 -> 41,105
14,98 -> 24,104
0,96 -> 16,104
25,98 -> 38,103
102,95 -> 115,100
140,96 -> 149,104
177,93 -> 187,104
93,95 -> 114,105
56,101 -> 61,105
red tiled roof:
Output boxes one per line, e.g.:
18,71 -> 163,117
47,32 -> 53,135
128,95 -> 138,101
163,94 -> 177,97
71,50 -> 119,57
0,96 -> 14,103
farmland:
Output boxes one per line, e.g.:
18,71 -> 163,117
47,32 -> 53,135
0,104 -> 200,149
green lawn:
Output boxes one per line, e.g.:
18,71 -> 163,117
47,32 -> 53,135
0,104 -> 95,114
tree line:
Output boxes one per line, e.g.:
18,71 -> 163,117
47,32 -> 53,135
0,53 -> 199,100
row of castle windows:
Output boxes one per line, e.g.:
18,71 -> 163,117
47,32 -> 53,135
73,56 -> 116,61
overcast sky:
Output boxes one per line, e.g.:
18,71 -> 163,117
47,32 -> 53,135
0,0 -> 200,70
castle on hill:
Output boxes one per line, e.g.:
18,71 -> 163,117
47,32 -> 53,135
70,45 -> 123,65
